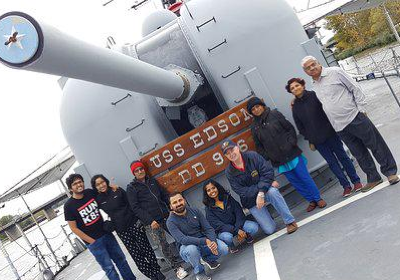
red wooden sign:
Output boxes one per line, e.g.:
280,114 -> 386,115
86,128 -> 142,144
141,101 -> 253,176
156,129 -> 256,193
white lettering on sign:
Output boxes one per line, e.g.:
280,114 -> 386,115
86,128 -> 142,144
192,163 -> 206,177
240,108 -> 253,121
162,150 -> 174,163
190,133 -> 205,149
229,113 -> 241,127
178,170 -> 191,184
203,126 -> 217,141
145,105 -> 254,172
217,120 -> 229,133
212,152 -> 224,166
150,155 -> 162,168
237,139 -> 248,152
174,144 -> 185,157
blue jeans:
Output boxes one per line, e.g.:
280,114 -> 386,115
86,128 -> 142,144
218,220 -> 259,246
315,134 -> 360,188
179,239 -> 228,274
87,233 -> 136,280
249,187 -> 295,235
283,156 -> 321,202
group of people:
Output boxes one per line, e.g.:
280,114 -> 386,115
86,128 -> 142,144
63,56 -> 399,280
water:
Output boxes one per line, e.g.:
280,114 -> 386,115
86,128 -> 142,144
0,207 -> 75,280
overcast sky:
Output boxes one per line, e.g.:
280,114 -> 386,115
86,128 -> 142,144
0,0 -> 328,215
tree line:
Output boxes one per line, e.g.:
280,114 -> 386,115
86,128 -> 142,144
325,1 -> 400,59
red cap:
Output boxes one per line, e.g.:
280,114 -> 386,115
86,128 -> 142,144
130,161 -> 145,174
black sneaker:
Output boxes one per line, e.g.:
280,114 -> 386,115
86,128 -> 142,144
245,234 -> 254,244
229,246 -> 239,254
200,258 -> 220,270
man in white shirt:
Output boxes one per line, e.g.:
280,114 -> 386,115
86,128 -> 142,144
302,56 -> 399,192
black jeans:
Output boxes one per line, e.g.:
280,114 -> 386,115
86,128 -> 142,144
338,113 -> 397,183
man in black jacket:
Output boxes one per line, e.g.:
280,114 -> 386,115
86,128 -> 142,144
126,161 -> 188,279
287,78 -> 362,198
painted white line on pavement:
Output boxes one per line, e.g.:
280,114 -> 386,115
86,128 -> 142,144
254,179 -> 393,280
254,239 -> 280,280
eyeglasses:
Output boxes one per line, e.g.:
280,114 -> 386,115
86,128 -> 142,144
303,62 -> 318,71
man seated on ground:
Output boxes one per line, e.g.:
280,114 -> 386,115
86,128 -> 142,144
166,193 -> 229,280
222,140 -> 298,235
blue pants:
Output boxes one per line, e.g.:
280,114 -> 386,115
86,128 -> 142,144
179,239 -> 228,274
315,134 -> 360,189
87,233 -> 136,280
217,220 -> 259,246
283,156 -> 321,203
249,187 -> 295,235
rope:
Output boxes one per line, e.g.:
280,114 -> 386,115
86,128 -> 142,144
45,229 -> 63,240
20,262 -> 39,278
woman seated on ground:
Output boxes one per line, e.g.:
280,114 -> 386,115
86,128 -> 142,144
202,179 -> 259,253
91,174 -> 166,280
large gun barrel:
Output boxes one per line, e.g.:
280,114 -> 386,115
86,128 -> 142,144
0,12 -> 187,101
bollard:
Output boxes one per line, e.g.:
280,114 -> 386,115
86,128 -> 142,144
41,268 -> 55,280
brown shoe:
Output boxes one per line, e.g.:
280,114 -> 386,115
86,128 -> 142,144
361,179 -> 383,193
388,175 -> 400,185
306,202 -> 317,212
353,182 -> 363,192
317,199 -> 327,208
286,222 -> 298,234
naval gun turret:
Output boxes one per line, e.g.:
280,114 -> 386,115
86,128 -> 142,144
0,0 -> 330,207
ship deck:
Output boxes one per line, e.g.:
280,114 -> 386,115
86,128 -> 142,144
55,76 -> 400,280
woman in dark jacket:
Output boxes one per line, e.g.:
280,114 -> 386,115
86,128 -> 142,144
287,78 -> 362,198
202,179 -> 258,253
247,96 -> 327,212
91,174 -> 165,280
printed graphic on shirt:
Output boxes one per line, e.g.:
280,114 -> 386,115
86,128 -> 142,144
78,198 -> 101,226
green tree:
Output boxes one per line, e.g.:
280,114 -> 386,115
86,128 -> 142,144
325,2 -> 400,58
0,215 -> 15,227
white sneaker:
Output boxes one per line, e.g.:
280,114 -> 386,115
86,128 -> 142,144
195,272 -> 211,280
176,266 -> 189,279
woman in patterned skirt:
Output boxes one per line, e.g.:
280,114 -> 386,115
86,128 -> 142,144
92,174 -> 165,280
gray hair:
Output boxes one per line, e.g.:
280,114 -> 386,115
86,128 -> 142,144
301,56 -> 318,68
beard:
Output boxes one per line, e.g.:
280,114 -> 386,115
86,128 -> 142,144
174,204 -> 186,214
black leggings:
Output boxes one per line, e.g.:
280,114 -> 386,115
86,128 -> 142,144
118,225 -> 160,278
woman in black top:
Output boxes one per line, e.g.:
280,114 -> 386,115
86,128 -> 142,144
287,77 -> 362,198
247,96 -> 327,212
202,180 -> 258,253
91,174 -> 165,280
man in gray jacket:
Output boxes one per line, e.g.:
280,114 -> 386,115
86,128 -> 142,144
167,193 -> 228,280
302,56 -> 399,192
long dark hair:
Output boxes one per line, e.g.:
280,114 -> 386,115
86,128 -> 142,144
202,179 -> 228,207
91,174 -> 110,193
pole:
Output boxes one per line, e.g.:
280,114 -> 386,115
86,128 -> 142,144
59,179 -> 71,198
16,223 -> 49,269
391,48 -> 400,77
61,225 -> 77,257
17,192 -> 62,269
353,56 -> 361,75
370,55 -> 400,109
383,3 -> 400,44
0,235 -> 21,280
